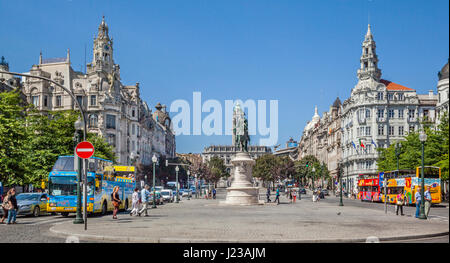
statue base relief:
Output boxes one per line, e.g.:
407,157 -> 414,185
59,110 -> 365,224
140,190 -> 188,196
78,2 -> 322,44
221,152 -> 263,206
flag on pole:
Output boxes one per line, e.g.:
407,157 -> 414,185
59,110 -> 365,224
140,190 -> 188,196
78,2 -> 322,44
371,139 -> 377,148
352,141 -> 357,149
359,139 -> 365,148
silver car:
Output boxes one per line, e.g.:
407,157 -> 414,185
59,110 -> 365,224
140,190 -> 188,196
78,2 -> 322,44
15,193 -> 48,217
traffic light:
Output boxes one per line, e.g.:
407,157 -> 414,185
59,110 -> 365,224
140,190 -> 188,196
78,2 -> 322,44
305,162 -> 309,168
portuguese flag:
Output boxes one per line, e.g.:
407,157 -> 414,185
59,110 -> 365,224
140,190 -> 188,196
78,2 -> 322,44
359,139 -> 365,148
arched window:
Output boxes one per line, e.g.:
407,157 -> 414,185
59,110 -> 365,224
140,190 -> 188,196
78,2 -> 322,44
89,114 -> 98,128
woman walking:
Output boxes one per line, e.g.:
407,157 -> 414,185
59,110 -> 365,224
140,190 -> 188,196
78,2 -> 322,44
292,190 -> 297,203
130,188 -> 140,216
1,189 -> 13,224
111,186 -> 121,219
396,191 -> 405,216
6,189 -> 18,224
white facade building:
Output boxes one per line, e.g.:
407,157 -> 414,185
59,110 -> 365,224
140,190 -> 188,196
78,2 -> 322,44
340,25 -> 423,192
21,17 -> 176,166
436,60 -> 449,125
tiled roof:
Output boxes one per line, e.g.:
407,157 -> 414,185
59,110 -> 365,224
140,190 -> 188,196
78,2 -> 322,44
380,79 -> 415,91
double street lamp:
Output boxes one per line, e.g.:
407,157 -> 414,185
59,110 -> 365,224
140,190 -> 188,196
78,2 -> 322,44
418,131 -> 428,220
175,166 -> 180,203
338,162 -> 344,206
395,142 -> 402,171
187,170 -> 191,200
152,154 -> 158,209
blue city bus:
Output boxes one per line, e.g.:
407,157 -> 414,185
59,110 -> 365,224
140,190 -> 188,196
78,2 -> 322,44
47,156 -> 135,216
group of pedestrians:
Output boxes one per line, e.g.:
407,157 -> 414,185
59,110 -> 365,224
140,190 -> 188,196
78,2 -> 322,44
414,186 -> 433,218
1,188 -> 18,224
129,185 -> 152,217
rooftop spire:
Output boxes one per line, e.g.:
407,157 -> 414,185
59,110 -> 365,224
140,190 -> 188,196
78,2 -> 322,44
357,24 -> 381,81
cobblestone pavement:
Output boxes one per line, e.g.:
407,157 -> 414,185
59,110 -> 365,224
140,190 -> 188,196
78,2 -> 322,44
47,189 -> 448,243
0,214 -> 87,243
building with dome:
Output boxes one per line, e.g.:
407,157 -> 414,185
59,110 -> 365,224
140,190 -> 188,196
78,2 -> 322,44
298,98 -> 342,188
20,17 -> 176,167
436,60 -> 449,125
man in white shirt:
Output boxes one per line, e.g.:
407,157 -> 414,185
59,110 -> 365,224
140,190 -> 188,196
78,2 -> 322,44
138,185 -> 150,216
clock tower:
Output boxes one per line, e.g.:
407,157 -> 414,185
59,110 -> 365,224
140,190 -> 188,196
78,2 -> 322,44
90,16 -> 115,74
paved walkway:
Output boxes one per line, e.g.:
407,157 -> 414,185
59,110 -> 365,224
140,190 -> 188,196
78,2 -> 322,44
49,191 -> 449,242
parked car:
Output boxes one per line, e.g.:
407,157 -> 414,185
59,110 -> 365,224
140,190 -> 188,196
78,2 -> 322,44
149,192 -> 164,205
181,189 -> 192,197
9,193 -> 48,217
320,189 -> 329,196
160,190 -> 174,203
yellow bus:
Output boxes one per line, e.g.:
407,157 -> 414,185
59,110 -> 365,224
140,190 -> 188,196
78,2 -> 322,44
381,166 -> 441,205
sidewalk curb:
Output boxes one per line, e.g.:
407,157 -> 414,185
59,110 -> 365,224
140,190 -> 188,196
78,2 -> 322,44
49,225 -> 448,243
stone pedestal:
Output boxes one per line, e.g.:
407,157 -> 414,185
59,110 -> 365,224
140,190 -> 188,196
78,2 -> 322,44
223,152 -> 261,205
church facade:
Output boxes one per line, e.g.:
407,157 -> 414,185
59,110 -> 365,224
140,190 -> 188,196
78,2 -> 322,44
20,17 -> 176,166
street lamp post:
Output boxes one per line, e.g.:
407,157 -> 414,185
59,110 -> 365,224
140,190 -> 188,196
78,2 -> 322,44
395,142 -> 402,171
175,166 -> 180,203
73,118 -> 84,224
338,162 -> 344,206
418,131 -> 428,219
152,154 -> 157,209
187,170 -> 191,200
311,167 -> 316,191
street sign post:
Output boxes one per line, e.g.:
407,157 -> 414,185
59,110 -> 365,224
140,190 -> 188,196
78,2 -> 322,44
75,141 -> 95,159
75,141 -> 94,231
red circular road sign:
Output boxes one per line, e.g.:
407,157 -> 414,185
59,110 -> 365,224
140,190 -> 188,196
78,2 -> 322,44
75,141 -> 95,159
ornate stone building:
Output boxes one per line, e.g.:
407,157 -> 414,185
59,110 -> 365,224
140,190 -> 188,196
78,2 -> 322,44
0,56 -> 22,93
20,17 -> 176,166
436,60 -> 449,125
340,25 -> 423,191
298,98 -> 342,188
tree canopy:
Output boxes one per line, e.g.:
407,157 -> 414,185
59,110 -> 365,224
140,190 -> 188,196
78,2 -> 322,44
0,90 -> 116,188
377,112 -> 449,181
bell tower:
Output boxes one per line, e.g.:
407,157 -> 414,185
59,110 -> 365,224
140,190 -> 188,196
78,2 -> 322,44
91,16 -> 114,74
357,24 -> 381,81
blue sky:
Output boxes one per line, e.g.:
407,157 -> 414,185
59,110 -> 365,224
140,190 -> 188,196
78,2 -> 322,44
1,0 -> 448,153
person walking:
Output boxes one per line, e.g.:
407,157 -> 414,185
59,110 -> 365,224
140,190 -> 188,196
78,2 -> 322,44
415,186 -> 422,218
292,190 -> 297,203
212,188 -> 216,199
266,188 -> 271,203
1,189 -> 13,224
111,186 -> 121,219
424,186 -> 432,218
396,191 -> 405,216
138,185 -> 150,216
289,189 -> 293,203
6,189 -> 18,224
130,188 -> 140,216
274,187 -> 280,204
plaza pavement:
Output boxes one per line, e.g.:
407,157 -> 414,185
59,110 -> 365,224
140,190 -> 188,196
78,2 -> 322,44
49,190 -> 449,243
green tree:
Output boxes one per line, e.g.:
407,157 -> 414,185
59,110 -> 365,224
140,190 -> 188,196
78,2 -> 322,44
377,111 -> 449,182
0,91 -> 28,186
253,154 -> 279,186
206,156 -> 229,184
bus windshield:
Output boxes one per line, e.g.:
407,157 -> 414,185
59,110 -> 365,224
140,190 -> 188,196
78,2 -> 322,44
49,176 -> 94,196
52,157 -> 75,171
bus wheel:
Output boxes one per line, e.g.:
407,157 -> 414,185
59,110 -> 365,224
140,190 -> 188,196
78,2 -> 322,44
61,212 -> 69,217
101,202 -> 107,216
33,207 -> 40,217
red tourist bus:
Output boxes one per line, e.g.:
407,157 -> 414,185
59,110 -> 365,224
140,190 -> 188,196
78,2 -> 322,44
357,173 -> 382,202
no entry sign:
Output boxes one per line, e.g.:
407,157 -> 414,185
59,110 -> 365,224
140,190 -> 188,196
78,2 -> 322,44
75,141 -> 95,159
